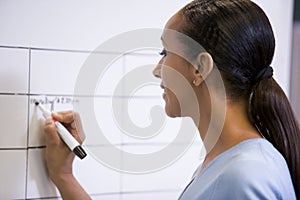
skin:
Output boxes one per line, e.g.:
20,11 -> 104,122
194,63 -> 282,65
43,12 -> 262,199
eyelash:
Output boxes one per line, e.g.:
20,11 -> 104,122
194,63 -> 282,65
159,49 -> 166,57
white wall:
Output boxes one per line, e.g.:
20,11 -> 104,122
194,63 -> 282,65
291,22 -> 300,120
0,0 -> 294,199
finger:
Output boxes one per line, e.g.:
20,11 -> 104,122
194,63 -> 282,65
68,122 -> 76,130
52,111 -> 86,144
73,112 -> 86,141
44,119 -> 61,145
52,111 -> 74,124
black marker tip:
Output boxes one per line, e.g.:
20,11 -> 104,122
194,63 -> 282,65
35,102 -> 39,106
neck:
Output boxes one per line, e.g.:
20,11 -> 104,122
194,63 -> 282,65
192,98 -> 262,173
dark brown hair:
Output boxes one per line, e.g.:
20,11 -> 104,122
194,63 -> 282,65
181,0 -> 300,198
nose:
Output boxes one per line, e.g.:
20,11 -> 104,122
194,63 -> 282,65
153,60 -> 162,78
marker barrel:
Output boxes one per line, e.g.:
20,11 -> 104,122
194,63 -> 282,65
55,121 -> 87,159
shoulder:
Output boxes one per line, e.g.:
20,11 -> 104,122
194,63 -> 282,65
214,159 -> 287,199
211,139 -> 295,199
220,157 -> 273,187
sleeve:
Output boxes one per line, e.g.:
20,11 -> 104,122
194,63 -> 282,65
210,161 -> 283,200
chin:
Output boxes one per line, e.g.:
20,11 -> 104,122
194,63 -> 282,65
164,107 -> 179,118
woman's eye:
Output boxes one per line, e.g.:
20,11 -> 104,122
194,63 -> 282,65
159,49 -> 167,57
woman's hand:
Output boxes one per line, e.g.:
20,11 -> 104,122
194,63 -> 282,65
43,111 -> 85,184
43,111 -> 91,199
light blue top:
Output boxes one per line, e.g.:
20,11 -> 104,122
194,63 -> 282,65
179,138 -> 296,200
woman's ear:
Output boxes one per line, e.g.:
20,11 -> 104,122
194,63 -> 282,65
192,52 -> 214,86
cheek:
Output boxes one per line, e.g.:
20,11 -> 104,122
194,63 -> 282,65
162,71 -> 193,99
164,78 -> 199,118
161,59 -> 193,84
161,65 -> 180,89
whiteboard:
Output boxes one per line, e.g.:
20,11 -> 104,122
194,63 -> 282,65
0,0 -> 294,199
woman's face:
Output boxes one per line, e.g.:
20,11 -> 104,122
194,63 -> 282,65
153,13 -> 197,118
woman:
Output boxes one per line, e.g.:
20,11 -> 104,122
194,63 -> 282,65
44,0 -> 299,199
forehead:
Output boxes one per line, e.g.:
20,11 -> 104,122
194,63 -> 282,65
161,12 -> 186,46
161,12 -> 205,63
164,12 -> 184,32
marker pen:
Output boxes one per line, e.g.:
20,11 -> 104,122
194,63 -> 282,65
35,102 -> 87,159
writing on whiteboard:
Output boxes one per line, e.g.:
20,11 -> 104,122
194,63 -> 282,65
30,96 -> 79,105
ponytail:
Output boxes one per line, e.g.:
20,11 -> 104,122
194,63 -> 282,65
249,78 -> 300,199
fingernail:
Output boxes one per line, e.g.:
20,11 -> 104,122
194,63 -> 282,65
52,112 -> 58,116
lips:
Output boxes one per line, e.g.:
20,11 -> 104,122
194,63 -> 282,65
160,83 -> 167,99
